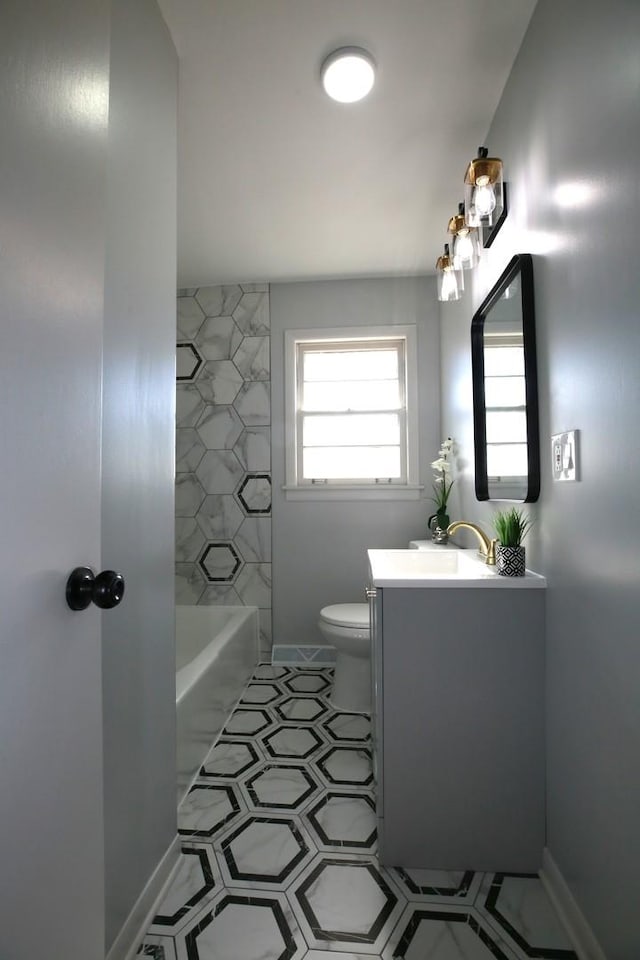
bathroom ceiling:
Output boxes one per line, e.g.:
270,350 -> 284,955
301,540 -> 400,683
157,0 -> 537,287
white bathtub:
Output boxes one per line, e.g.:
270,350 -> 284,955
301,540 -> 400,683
176,605 -> 258,804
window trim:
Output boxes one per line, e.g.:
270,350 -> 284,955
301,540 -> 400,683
284,325 -> 421,501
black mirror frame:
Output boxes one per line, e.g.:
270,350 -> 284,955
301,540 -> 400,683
471,253 -> 540,502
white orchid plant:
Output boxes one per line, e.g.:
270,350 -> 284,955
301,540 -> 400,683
428,437 -> 455,531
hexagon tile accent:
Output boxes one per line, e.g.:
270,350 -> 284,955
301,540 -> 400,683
236,473 -> 272,515
198,542 -> 242,583
175,283 -> 272,658
176,342 -> 204,381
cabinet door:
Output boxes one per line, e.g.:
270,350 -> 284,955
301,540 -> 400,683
379,587 -> 544,871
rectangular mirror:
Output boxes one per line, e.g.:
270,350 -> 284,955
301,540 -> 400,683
471,253 -> 540,502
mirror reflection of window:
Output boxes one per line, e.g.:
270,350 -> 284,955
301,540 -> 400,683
483,292 -> 527,497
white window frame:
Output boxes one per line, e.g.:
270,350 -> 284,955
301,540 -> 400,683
284,325 -> 421,501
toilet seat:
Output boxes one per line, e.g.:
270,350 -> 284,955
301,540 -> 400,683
320,603 -> 369,629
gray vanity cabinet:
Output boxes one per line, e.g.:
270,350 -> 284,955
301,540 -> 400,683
369,583 -> 545,872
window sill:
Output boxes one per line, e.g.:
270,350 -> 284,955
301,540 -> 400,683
282,484 -> 424,502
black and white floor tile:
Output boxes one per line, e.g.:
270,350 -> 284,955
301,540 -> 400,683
139,666 -> 578,960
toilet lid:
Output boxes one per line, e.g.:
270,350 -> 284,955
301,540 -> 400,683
320,603 -> 370,628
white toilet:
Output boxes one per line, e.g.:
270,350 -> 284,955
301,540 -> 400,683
318,603 -> 371,713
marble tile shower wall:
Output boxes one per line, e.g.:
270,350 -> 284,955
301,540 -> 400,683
175,284 -> 272,656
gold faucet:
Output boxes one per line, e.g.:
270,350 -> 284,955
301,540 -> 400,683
446,520 -> 497,566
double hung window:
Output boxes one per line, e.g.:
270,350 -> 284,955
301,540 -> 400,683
284,326 -> 419,500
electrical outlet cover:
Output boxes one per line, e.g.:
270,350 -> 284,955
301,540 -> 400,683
551,430 -> 579,481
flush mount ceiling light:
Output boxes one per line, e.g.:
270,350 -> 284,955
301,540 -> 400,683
321,47 -> 376,103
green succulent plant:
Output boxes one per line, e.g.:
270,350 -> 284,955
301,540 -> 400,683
493,507 -> 533,547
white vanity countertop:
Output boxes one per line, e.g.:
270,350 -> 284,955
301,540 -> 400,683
367,547 -> 546,588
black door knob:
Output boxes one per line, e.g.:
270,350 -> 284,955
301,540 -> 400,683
66,567 -> 125,611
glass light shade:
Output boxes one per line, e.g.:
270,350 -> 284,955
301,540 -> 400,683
321,47 -> 375,103
448,204 -> 479,270
464,147 -> 504,228
452,228 -> 480,270
436,244 -> 464,302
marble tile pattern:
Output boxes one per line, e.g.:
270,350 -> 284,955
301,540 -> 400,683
139,666 -> 578,960
175,284 -> 272,657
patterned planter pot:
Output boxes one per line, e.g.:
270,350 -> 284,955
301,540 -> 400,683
496,544 -> 526,577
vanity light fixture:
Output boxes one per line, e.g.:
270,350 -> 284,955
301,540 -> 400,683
320,47 -> 376,103
436,243 -> 464,302
448,202 -> 480,270
464,146 -> 504,227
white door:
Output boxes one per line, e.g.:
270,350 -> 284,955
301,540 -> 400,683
0,2 -> 110,956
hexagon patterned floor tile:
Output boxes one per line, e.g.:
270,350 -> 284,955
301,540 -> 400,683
199,739 -> 263,780
139,664 -> 575,960
289,854 -> 405,954
382,903 -> 521,960
283,672 -> 332,695
315,745 -> 373,788
261,725 -> 327,762
137,935 -> 177,959
178,783 -> 246,840
240,681 -> 283,706
242,763 -> 320,812
222,707 -> 275,738
390,867 -> 482,905
475,873 -> 578,959
148,844 -> 222,936
218,814 -> 316,890
175,890 -> 307,960
304,791 -> 377,853
253,665 -> 291,681
275,696 -> 329,724
323,712 -> 371,743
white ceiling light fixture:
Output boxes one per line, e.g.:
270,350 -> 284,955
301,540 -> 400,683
321,47 -> 376,103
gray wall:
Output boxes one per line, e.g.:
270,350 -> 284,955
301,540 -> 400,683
440,2 -> 640,956
102,0 -> 177,950
270,276 -> 441,647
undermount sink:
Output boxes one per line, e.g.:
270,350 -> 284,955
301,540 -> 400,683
367,548 -> 545,588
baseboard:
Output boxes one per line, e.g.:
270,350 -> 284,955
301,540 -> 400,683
106,835 -> 181,960
271,644 -> 336,667
539,847 -> 608,960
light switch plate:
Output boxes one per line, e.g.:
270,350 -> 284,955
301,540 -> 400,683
551,430 -> 579,481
